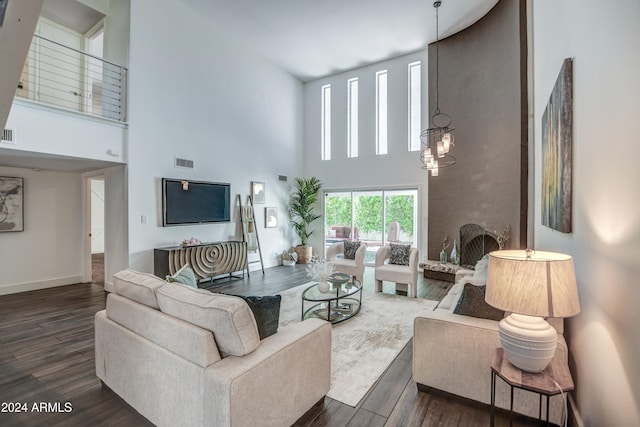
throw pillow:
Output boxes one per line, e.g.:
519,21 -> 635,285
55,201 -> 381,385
343,241 -> 361,260
166,263 -> 198,288
453,283 -> 505,321
389,243 -> 412,266
473,254 -> 489,283
228,294 -> 282,340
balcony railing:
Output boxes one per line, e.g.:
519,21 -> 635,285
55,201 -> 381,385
15,34 -> 127,122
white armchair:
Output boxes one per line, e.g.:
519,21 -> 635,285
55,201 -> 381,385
326,241 -> 367,283
374,245 -> 419,298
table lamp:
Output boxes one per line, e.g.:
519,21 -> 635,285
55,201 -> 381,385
485,249 -> 580,372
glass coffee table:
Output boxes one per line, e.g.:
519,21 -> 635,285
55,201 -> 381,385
301,274 -> 362,324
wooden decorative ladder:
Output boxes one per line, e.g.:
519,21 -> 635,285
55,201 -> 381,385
238,194 -> 265,275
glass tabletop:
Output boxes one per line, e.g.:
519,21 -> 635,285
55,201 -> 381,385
303,278 -> 362,302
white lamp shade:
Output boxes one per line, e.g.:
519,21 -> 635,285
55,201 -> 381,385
486,250 -> 580,318
486,250 -> 580,372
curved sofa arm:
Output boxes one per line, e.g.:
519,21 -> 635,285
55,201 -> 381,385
413,310 -> 567,425
409,247 -> 419,282
354,242 -> 367,263
326,242 -> 344,261
204,318 -> 331,426
375,246 -> 391,267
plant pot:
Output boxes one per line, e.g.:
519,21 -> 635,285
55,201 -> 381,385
295,245 -> 313,264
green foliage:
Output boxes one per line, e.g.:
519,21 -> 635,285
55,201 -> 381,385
325,197 -> 351,228
324,193 -> 415,238
354,196 -> 382,233
385,195 -> 415,236
289,177 -> 322,246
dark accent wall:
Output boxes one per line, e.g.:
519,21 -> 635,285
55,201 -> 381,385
427,0 -> 527,260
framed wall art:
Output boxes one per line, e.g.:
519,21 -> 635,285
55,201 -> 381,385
541,58 -> 573,233
0,176 -> 24,232
251,181 -> 265,204
265,207 -> 278,228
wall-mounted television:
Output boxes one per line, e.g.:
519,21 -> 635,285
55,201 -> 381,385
162,178 -> 231,226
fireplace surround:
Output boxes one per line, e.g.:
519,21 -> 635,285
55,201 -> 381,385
459,223 -> 500,268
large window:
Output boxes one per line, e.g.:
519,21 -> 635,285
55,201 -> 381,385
408,61 -> 422,152
375,70 -> 388,155
347,78 -> 359,158
324,188 -> 418,264
321,84 -> 332,160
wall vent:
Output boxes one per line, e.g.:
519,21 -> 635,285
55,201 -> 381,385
175,157 -> 194,169
278,175 -> 287,182
1,128 -> 16,144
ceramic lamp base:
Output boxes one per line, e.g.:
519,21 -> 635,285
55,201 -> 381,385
499,313 -> 558,372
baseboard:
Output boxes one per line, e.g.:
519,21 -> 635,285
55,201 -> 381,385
0,275 -> 84,295
568,393 -> 584,427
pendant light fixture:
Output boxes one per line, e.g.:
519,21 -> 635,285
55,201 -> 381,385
420,0 -> 455,177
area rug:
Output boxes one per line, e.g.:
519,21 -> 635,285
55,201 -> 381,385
278,283 -> 437,407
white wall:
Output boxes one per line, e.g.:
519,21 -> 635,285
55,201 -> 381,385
126,0 -> 304,272
103,0 -> 130,80
0,166 -> 85,295
100,165 -> 128,288
303,51 -> 429,258
90,177 -> 104,253
5,101 -> 125,164
532,1 -> 640,425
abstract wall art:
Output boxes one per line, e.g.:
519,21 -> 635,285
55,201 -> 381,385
541,58 -> 573,233
251,181 -> 265,204
265,207 -> 278,228
0,176 -> 24,232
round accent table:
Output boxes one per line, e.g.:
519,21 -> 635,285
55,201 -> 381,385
301,276 -> 362,324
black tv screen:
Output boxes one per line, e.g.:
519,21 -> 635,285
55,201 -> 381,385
162,178 -> 231,226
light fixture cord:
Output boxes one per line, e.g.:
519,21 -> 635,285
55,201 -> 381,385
434,1 -> 440,117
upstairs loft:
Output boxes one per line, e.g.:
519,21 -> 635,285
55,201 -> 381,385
1,6 -> 128,172
16,33 -> 127,123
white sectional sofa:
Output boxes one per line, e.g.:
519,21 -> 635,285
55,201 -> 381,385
413,269 -> 568,425
95,270 -> 331,427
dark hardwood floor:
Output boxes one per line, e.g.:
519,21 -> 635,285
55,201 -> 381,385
0,265 -> 547,426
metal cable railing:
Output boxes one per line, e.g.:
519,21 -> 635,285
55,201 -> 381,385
15,34 -> 127,122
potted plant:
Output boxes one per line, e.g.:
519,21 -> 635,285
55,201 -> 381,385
289,177 -> 322,264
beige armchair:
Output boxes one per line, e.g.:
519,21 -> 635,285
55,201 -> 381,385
374,245 -> 419,298
326,241 -> 367,283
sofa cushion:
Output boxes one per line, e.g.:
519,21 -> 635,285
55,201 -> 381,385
343,241 -> 361,260
453,283 -> 505,321
167,263 -> 198,288
156,282 -> 260,357
389,243 -> 411,265
113,269 -> 166,309
106,293 -> 221,367
228,294 -> 281,339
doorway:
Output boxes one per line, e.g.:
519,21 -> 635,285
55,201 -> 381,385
88,176 -> 105,286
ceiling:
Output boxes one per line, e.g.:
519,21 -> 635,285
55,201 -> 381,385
0,148 -> 121,173
37,0 -> 500,81
40,0 -> 104,34
182,0 -> 499,81
5,0 -> 498,173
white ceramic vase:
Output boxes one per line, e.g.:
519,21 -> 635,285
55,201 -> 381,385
318,281 -> 330,293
